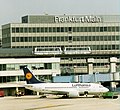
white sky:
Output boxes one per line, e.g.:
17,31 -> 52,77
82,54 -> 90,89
0,0 -> 119,25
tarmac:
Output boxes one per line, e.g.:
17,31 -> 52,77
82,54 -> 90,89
0,95 -> 120,110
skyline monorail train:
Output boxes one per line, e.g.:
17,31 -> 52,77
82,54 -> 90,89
63,47 -> 91,54
33,46 -> 91,55
33,47 -> 62,55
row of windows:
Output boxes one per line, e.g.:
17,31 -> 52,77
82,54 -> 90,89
12,35 -> 120,42
11,26 -> 120,33
0,63 -> 53,71
61,63 -> 120,68
61,56 -> 110,60
11,45 -> 120,50
0,75 -> 52,83
0,76 -> 24,83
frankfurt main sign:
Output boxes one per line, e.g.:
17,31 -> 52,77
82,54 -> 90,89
54,16 -> 102,23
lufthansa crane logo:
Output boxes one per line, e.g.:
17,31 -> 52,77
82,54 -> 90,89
26,73 -> 32,80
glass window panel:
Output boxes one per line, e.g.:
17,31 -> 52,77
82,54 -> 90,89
53,37 -> 56,42
92,27 -> 96,32
73,36 -> 77,41
12,28 -> 15,33
29,28 -> 32,33
33,37 -> 36,42
45,37 -> 48,42
53,27 -> 56,32
96,27 -> 99,32
69,27 -> 72,32
100,36 -> 104,41
61,27 -> 64,32
73,27 -> 76,32
29,37 -> 32,42
84,27 -> 87,32
116,26 -> 120,32
57,27 -> 60,32
3,64 -> 6,70
100,27 -> 104,32
88,27 -> 91,32
25,37 -> 28,42
104,36 -> 107,41
104,27 -> 107,31
33,27 -> 36,32
24,28 -> 28,33
52,63 -> 56,69
20,28 -> 23,33
37,27 -> 40,32
57,37 -> 60,41
6,64 -> 11,70
112,36 -> 115,40
116,36 -> 119,40
37,37 -> 40,42
64,36 -> 68,41
41,27 -> 44,32
44,63 -> 52,69
40,63 -> 44,67
112,27 -> 115,31
108,27 -> 111,31
15,64 -> 19,70
16,37 -> 20,42
36,64 -> 40,68
12,37 -> 15,42
45,27 -> 48,32
77,36 -> 80,41
65,27 -> 68,32
49,37 -> 52,42
49,27 -> 52,32
16,28 -> 19,33
20,37 -> 24,42
108,36 -> 111,41
61,36 -> 64,41
41,37 -> 44,42
81,27 -> 85,32
77,27 -> 80,32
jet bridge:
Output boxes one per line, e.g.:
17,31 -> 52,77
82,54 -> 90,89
53,72 -> 120,83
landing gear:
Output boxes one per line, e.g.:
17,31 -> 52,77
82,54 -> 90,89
84,91 -> 88,97
62,95 -> 69,98
40,95 -> 47,98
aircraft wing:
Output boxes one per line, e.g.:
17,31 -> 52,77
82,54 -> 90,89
49,90 -> 68,95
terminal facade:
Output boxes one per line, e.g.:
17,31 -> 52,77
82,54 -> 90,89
0,58 -> 60,96
2,15 -> 120,75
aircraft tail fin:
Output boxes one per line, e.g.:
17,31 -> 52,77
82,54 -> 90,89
23,66 -> 45,84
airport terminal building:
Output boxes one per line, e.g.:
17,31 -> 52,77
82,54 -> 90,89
2,15 -> 120,75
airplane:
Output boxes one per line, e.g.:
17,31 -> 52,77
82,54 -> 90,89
23,66 -> 109,98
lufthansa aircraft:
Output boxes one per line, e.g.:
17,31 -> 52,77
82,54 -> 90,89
23,67 -> 109,98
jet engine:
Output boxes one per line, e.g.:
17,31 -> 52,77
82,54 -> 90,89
68,91 -> 79,97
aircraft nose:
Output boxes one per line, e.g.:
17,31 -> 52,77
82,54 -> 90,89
105,88 -> 109,92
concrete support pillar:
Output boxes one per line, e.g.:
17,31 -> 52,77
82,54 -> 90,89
87,58 -> 94,74
16,76 -> 19,92
110,57 -> 117,91
110,57 -> 117,73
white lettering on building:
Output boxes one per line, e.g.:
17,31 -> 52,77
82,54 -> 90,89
55,16 -> 102,23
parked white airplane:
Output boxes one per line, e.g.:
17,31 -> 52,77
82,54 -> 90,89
23,67 -> 109,98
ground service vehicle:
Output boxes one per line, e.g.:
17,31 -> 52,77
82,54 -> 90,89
0,89 -> 4,97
